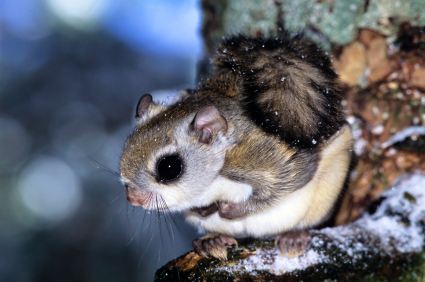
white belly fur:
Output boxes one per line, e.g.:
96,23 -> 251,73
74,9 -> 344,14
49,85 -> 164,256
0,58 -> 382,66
185,124 -> 353,237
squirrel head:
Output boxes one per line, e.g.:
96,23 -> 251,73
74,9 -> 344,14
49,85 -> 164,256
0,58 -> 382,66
120,94 -> 233,211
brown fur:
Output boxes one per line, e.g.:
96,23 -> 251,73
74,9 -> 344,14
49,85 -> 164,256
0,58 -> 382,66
121,70 -> 335,217
213,35 -> 344,148
120,35 -> 352,258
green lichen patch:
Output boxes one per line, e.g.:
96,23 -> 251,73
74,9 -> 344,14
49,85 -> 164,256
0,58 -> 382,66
201,0 -> 425,51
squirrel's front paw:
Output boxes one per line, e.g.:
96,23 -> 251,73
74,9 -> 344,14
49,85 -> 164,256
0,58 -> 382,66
190,203 -> 219,217
275,230 -> 311,258
192,234 -> 237,260
218,202 -> 246,219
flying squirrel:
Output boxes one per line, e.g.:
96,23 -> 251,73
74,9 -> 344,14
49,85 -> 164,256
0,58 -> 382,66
120,34 -> 353,260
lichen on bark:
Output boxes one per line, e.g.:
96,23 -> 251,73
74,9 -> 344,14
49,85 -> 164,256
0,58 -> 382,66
200,0 -> 425,52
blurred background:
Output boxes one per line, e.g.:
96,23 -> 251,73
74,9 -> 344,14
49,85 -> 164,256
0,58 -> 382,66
0,0 -> 202,281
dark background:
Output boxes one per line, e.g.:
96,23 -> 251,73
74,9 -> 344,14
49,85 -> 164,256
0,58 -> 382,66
0,0 -> 202,281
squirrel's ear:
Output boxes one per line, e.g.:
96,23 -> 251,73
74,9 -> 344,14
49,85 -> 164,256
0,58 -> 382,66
193,106 -> 228,143
136,94 -> 153,119
135,94 -> 166,125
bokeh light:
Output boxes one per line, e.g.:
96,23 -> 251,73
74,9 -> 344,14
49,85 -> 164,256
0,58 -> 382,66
0,0 -> 201,281
17,156 -> 82,222
45,0 -> 111,30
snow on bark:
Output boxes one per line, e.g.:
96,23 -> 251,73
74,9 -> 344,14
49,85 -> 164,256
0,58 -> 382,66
155,173 -> 425,281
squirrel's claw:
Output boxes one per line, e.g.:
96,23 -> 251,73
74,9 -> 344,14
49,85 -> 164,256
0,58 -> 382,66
192,234 -> 237,260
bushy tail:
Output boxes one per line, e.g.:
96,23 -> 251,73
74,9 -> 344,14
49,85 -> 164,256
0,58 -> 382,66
213,34 -> 344,148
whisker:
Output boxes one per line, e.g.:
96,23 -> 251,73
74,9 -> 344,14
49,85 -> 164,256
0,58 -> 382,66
160,198 -> 206,280
74,144 -> 120,176
139,229 -> 156,266
161,199 -> 183,239
160,198 -> 175,242
110,196 -> 120,204
127,226 -> 140,246
124,192 -> 205,281
158,197 -> 182,281
156,195 -> 168,268
159,197 -> 175,250
134,209 -> 145,217
138,201 -> 156,265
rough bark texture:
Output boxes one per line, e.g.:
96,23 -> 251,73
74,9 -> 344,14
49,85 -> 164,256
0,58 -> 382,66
155,0 -> 425,280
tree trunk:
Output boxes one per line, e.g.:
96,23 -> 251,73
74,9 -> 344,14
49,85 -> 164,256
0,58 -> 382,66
155,0 -> 425,280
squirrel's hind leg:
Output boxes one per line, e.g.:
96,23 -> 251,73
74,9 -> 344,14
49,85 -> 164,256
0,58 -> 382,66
275,230 -> 312,258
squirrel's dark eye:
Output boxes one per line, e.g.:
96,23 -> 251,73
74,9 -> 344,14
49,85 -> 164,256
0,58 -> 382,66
157,155 -> 182,182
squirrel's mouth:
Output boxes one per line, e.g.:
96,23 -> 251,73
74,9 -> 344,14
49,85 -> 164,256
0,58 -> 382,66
124,184 -> 167,210
124,184 -> 149,207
